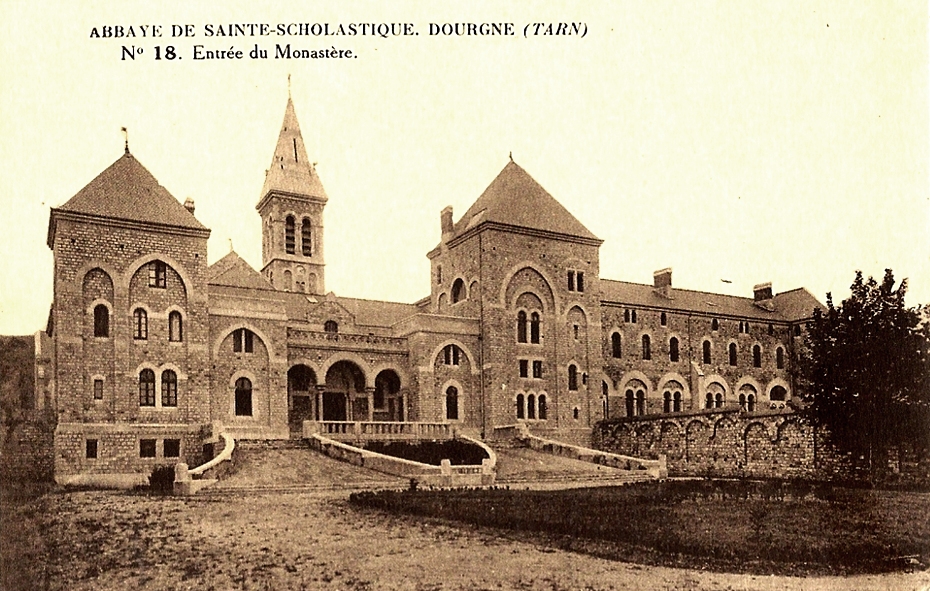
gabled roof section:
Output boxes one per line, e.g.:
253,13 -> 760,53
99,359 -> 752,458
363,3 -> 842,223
771,288 -> 823,321
452,160 -> 599,242
600,280 -> 822,322
53,151 -> 208,231
258,97 -> 327,206
207,251 -> 275,291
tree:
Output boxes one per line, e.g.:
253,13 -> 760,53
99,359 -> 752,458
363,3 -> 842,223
800,270 -> 930,484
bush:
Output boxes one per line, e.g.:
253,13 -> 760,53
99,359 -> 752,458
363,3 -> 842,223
148,465 -> 175,494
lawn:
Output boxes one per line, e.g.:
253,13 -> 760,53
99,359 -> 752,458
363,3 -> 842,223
349,479 -> 930,576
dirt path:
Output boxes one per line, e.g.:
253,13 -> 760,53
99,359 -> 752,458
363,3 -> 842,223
29,489 -> 930,591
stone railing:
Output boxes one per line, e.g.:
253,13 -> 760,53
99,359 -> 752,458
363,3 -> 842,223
287,329 -> 407,352
307,432 -> 495,487
496,423 -> 667,479
174,431 -> 236,495
304,420 -> 454,442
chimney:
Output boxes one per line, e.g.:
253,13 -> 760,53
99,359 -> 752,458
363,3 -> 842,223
753,282 -> 773,302
440,206 -> 453,243
183,197 -> 196,215
653,268 -> 672,298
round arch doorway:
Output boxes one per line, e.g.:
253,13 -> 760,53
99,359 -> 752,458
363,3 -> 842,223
324,360 -> 366,421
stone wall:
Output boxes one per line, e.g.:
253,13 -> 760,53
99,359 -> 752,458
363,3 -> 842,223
0,411 -> 55,483
593,408 -> 871,481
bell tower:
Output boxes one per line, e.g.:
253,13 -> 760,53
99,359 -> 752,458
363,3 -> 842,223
256,96 -> 327,294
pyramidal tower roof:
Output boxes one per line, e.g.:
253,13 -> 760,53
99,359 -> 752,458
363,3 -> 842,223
452,160 -> 599,242
53,151 -> 208,232
259,97 -> 327,204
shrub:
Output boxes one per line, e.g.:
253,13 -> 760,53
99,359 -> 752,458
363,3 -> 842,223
148,465 -> 175,494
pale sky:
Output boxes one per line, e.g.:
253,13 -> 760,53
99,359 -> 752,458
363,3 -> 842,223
0,1 -> 927,334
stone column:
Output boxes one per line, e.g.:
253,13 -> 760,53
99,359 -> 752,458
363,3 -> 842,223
315,384 -> 326,421
366,386 -> 376,421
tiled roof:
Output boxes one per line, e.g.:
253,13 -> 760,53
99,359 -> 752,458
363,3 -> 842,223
452,161 -> 598,241
207,251 -> 274,290
259,97 -> 327,203
279,291 -> 418,327
55,151 -> 208,231
600,280 -> 821,322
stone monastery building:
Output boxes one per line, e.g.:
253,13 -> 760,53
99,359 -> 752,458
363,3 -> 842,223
43,98 -> 820,484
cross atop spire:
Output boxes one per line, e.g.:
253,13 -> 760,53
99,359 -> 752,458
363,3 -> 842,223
121,127 -> 129,154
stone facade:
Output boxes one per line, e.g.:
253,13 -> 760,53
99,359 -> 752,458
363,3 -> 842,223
38,97 -> 823,485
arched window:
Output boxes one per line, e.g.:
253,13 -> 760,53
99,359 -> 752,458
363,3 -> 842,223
705,392 -> 714,409
673,391 -> 682,412
703,340 -> 712,364
443,344 -> 461,366
301,218 -> 312,256
631,310 -> 637,323
711,318 -> 719,331
641,335 -> 651,360
636,390 -> 645,416
527,394 -> 536,419
161,370 -> 177,407
776,347 -> 785,370
93,304 -> 109,337
283,269 -> 293,292
567,364 -> 578,391
611,332 -> 622,358
739,393 -> 746,411
747,394 -> 756,412
235,377 -> 253,416
133,308 -> 148,340
285,216 -> 296,254
530,312 -> 540,344
516,394 -> 525,419
660,312 -> 667,326
517,311 -> 527,343
752,345 -> 761,368
663,391 -> 671,413
445,386 -> 459,420
139,369 -> 155,406
625,390 -> 635,417
715,393 -> 723,408
324,320 -> 338,334
451,278 -> 465,303
669,337 -> 680,362
168,311 -> 183,342
624,309 -> 630,323
770,385 -> 787,401
538,394 -> 547,420
233,328 -> 255,353
728,343 -> 737,366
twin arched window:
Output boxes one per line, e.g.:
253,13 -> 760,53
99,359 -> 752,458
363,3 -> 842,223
516,311 -> 541,344
625,388 -> 646,417
138,368 -> 179,407
442,344 -> 462,366
663,390 -> 682,413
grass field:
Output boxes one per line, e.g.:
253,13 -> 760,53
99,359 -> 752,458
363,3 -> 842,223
350,479 -> 930,576
2,482 -> 929,590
